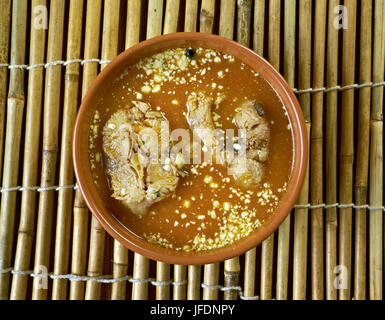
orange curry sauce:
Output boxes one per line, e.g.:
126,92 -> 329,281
89,48 -> 293,252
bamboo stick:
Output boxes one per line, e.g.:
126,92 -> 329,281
236,0 -> 252,46
173,265 -> 186,300
293,0 -> 311,300
267,0 -> 280,70
131,254 -> 149,300
84,217 -> 105,300
184,0 -> 198,32
31,0 -> 64,301
260,0 -> 280,300
69,192 -> 89,300
32,0 -> 66,300
156,262 -> 170,300
219,0 -> 235,40
339,0 -> 357,300
221,1 -> 243,300
150,2 -> 183,301
126,0 -> 141,49
85,0 -> 120,300
253,0 -> 265,55
70,0 -> 102,301
163,0 -> 180,34
202,263 -> 219,300
243,247 -> 256,298
103,237 -> 112,299
200,4 -> 220,301
276,0 -> 296,300
0,0 -> 11,184
111,246 -> 129,300
224,257 -> 240,300
51,0 -> 84,300
9,0 -> 47,300
131,2 -> 166,299
354,0 -> 372,301
187,265 -> 201,300
147,0 -> 186,300
220,0 -> 240,301
174,48 -> 200,320
325,0 -> 339,301
243,1 -> 265,299
310,0 -> 327,301
183,3 -> 200,301
200,0 -> 215,34
369,0 -> 384,300
111,0 -> 144,300
283,0 -> 296,89
147,0 -> 164,39
0,0 -> 28,300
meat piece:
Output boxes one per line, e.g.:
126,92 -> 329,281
184,93 -> 270,188
229,100 -> 270,187
186,92 -> 217,150
146,163 -> 179,200
122,162 -> 180,216
102,109 -> 133,161
107,159 -> 146,201
228,158 -> 264,188
103,101 -> 180,216
234,100 -> 270,162
186,92 -> 226,165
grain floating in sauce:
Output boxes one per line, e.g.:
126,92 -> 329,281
88,47 -> 293,252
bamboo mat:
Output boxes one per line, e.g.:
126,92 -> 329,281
0,0 -> 384,301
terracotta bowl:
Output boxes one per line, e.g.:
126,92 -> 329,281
73,32 -> 307,265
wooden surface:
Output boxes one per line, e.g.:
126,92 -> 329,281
0,0 -> 384,300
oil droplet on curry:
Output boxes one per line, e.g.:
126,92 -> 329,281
89,47 -> 293,252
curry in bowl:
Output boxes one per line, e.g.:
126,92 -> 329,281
87,46 -> 293,253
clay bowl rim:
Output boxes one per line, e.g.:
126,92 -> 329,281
73,32 -> 308,266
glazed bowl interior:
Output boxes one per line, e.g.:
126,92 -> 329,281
73,32 -> 307,265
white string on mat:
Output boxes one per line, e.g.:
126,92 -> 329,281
8,64 -> 29,70
294,203 -> 385,211
4,267 -> 361,300
3,182 -> 384,212
201,283 -> 259,300
1,59 -> 385,93
2,266 -> 255,299
292,81 -> 385,94
1,184 -> 383,211
0,59 -> 112,70
0,184 -> 78,193
81,58 -> 103,65
5,267 -> 187,286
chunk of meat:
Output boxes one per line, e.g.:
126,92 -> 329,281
234,100 -> 270,162
107,159 -> 145,201
229,100 -> 270,186
186,92 -> 226,164
185,93 -> 270,188
146,163 -> 179,200
186,92 -> 217,150
103,101 -> 180,216
228,158 -> 264,188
